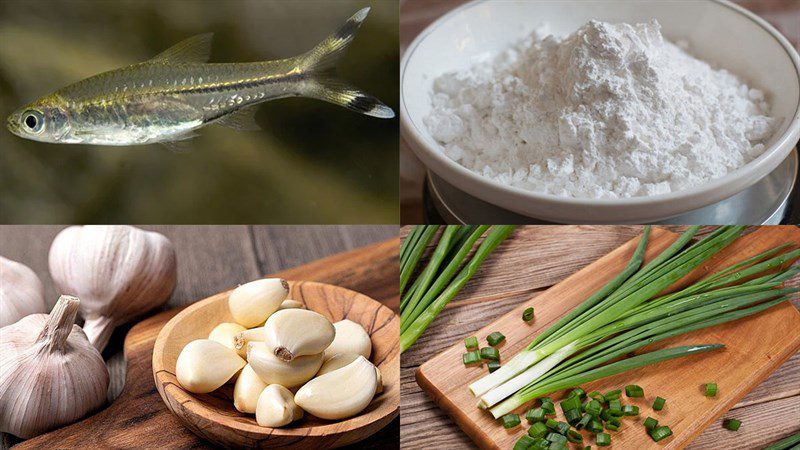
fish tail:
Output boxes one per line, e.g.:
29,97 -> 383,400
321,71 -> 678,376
297,7 -> 395,119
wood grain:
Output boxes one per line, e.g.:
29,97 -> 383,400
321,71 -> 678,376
401,225 -> 800,450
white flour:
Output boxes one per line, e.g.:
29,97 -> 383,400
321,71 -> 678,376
424,20 -> 776,198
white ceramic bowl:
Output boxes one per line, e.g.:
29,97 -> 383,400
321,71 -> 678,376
401,0 -> 800,224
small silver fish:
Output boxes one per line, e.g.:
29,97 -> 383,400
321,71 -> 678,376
6,8 -> 393,148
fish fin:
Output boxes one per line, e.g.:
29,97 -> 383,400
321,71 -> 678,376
149,33 -> 214,64
159,132 -> 200,152
305,77 -> 395,119
212,107 -> 262,131
299,7 -> 370,74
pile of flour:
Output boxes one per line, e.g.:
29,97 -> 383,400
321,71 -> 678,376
424,20 -> 776,198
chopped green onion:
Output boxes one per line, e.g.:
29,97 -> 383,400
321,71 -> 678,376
587,419 -> 604,433
546,432 -> 567,445
555,421 -> 570,435
653,396 -> 666,411
528,421 -> 549,437
480,347 -> 500,361
576,413 -> 592,430
527,407 -> 546,423
462,351 -> 481,365
585,399 -> 602,416
596,433 -> 611,446
607,399 -> 623,416
600,409 -> 613,422
583,447 -> 591,450
487,361 -> 501,373
570,387 -> 587,400
501,413 -> 520,429
723,419 -> 741,431
588,391 -> 605,403
567,429 -> 583,443
604,390 -> 621,401
540,399 -> 555,415
644,417 -> 658,431
605,417 -> 621,431
560,396 -> 581,414
705,383 -> 717,397
625,384 -> 644,397
622,405 -> 639,416
531,438 -> 550,450
545,418 -> 559,429
650,426 -> 673,442
565,408 -> 582,425
523,307 -> 535,322
464,336 -> 478,350
487,332 -> 506,346
514,435 -> 537,450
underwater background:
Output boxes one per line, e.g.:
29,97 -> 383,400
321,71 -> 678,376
0,0 -> 399,223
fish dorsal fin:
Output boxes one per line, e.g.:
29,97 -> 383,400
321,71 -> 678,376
149,33 -> 214,64
212,107 -> 262,131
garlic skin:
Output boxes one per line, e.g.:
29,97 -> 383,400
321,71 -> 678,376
208,322 -> 246,350
176,339 -> 245,394
0,295 -> 109,438
317,352 -> 384,395
278,299 -> 303,310
256,385 -> 303,427
264,309 -> 335,361
323,319 -> 372,361
247,342 -> 323,388
233,364 -> 267,414
294,355 -> 377,420
228,278 -> 288,328
48,225 -> 177,351
0,256 -> 47,328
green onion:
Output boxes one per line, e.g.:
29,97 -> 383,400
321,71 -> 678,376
527,407 -> 545,423
546,432 -> 567,445
565,409 -> 582,425
576,413 -> 592,430
400,226 -> 438,296
531,438 -> 550,450
487,332 -> 506,346
560,396 -> 581,414
480,347 -> 500,361
587,419 -> 604,433
570,387 -> 587,399
596,433 -> 611,447
705,383 -> 717,397
462,351 -> 481,366
723,419 -> 741,431
555,421 -> 570,435
487,361 -> 501,373
523,307 -> 535,322
764,431 -> 800,450
644,417 -> 658,431
540,399 -> 555,415
501,413 -> 521,429
605,417 -> 621,431
588,391 -> 605,403
567,429 -> 583,444
653,396 -> 666,411
464,336 -> 478,350
528,421 -> 548,437
622,405 -> 639,416
625,384 -> 644,397
514,435 -> 537,450
603,390 -> 621,402
607,400 -> 622,416
585,399 -> 602,416
650,426 -> 673,442
545,418 -> 559,429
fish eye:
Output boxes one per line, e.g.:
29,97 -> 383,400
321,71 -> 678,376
22,110 -> 44,133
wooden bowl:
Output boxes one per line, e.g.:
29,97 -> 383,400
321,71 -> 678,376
152,280 -> 399,449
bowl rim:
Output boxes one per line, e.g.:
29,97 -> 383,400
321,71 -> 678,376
400,0 -> 800,210
151,280 -> 399,439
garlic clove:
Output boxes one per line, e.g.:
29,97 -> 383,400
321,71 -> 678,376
233,364 -> 267,413
233,327 -> 265,358
264,309 -> 335,361
294,355 -> 377,420
278,299 -> 304,310
255,384 -> 303,428
208,322 -> 246,350
0,256 -> 47,328
247,341 -> 323,388
323,319 -> 372,361
317,352 -> 383,395
228,278 -> 288,328
176,339 -> 246,394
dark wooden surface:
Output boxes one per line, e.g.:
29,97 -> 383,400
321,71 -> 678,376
0,225 -> 399,449
400,225 -> 800,450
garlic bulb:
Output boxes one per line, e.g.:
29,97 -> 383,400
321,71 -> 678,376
295,355 -> 377,420
0,256 -> 47,328
228,278 -> 288,328
323,319 -> 372,360
256,385 -> 303,427
247,342 -> 323,388
278,299 -> 303,310
0,295 -> 109,438
208,322 -> 246,350
48,225 -> 177,351
264,309 -> 335,361
176,339 -> 245,394
318,352 -> 383,394
233,364 -> 267,414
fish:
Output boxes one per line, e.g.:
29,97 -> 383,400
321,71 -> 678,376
6,7 -> 394,148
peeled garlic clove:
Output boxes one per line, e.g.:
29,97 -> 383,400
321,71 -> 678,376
233,327 -> 265,358
0,256 -> 47,328
176,339 -> 246,394
0,295 -> 109,438
317,352 -> 361,376
323,319 -> 372,361
264,309 -> 335,361
48,225 -> 177,352
294,355 -> 377,420
247,341 -> 323,388
228,278 -> 288,328
233,364 -> 267,413
278,299 -> 303,310
256,384 -> 303,427
208,322 -> 246,350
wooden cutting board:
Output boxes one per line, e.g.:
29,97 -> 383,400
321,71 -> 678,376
14,239 -> 399,449
416,226 -> 800,450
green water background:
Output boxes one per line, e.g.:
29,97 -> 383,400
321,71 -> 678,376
0,0 -> 399,223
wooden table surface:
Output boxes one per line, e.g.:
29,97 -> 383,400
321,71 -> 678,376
400,225 -> 800,450
0,225 -> 399,449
